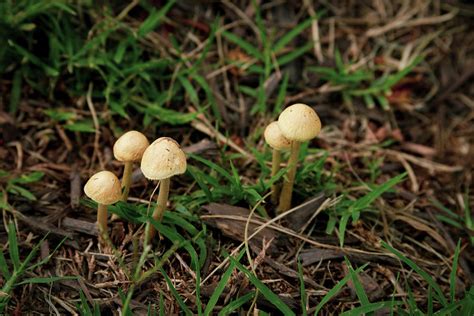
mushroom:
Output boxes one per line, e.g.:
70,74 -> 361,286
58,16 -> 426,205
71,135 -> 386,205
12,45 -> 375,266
264,121 -> 291,204
113,130 -> 149,202
140,137 -> 187,242
277,103 -> 321,212
84,171 -> 121,239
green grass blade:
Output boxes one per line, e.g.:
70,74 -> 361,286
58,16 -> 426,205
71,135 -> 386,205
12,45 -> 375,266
178,74 -> 199,107
338,173 -> 406,247
222,31 -> 262,60
436,215 -> 463,229
382,241 -> 448,306
187,166 -> 213,201
8,40 -> 59,76
137,0 -> 176,38
375,94 -> 390,111
159,291 -> 165,316
433,299 -> 466,315
191,73 -> 221,122
350,173 -> 406,213
230,257 -> 295,316
218,292 -> 255,315
251,76 -> 266,114
341,301 -> 403,316
363,94 -> 375,109
204,260 -> 237,315
272,18 -> 313,53
0,249 -> 11,279
186,245 -> 202,316
335,48 -> 344,72
449,240 -> 461,303
314,264 -> 368,315
14,171 -> 44,184
18,275 -> 77,285
459,286 -> 474,316
274,72 -> 289,115
338,212 -> 351,248
344,258 -> 370,306
430,199 -> 460,219
9,184 -> 37,201
298,261 -> 308,316
189,154 -> 235,183
406,286 -> 418,314
381,56 -> 423,90
78,290 -> 93,316
277,42 -> 312,66
25,235 -> 61,271
253,1 -> 267,45
7,221 -> 20,271
159,267 -> 193,315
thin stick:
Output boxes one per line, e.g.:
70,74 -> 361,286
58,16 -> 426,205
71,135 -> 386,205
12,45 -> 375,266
146,178 -> 170,242
278,141 -> 301,213
271,149 -> 281,204
303,0 -> 324,63
86,83 -> 103,169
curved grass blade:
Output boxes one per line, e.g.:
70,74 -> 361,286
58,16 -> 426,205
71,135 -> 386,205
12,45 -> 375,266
382,241 -> 447,306
229,257 -> 295,316
344,258 -> 369,306
449,240 -> 461,303
314,264 -> 368,315
341,301 -> 403,316
204,249 -> 245,315
298,260 -> 308,316
159,267 -> 193,315
218,292 -> 255,316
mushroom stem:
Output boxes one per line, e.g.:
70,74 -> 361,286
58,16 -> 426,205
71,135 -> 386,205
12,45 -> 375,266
97,203 -> 108,239
146,177 -> 170,242
110,161 -> 134,222
271,149 -> 282,204
121,161 -> 133,202
278,141 -> 301,213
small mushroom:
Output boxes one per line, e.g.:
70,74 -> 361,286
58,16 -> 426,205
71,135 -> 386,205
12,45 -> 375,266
277,103 -> 321,212
140,137 -> 187,242
264,121 -> 291,204
113,130 -> 149,202
84,171 -> 121,240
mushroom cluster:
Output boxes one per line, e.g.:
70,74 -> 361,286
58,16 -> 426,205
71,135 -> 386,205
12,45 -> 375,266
83,131 -> 187,246
83,104 -> 319,247
264,103 -> 322,213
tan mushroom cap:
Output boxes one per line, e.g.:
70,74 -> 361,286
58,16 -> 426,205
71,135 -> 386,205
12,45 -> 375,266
140,137 -> 187,180
264,121 -> 291,150
84,171 -> 121,205
277,103 -> 321,142
113,131 -> 149,162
